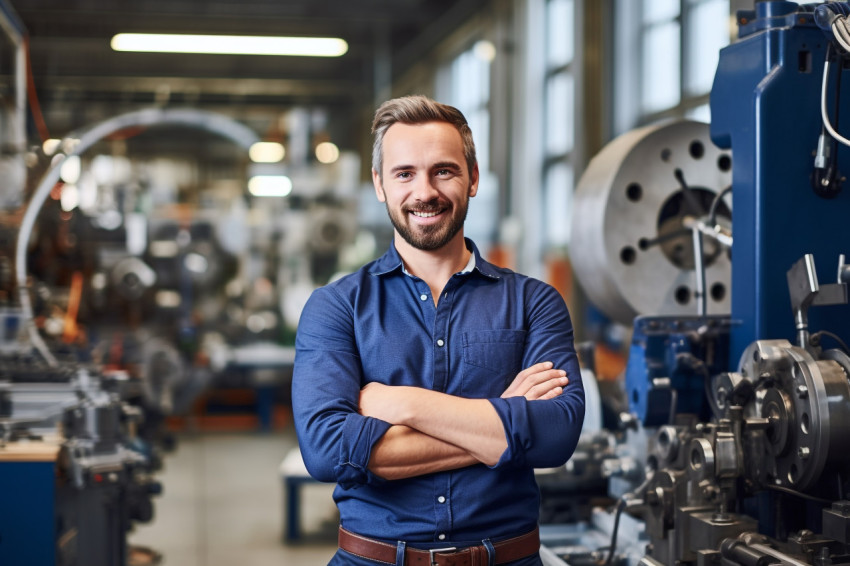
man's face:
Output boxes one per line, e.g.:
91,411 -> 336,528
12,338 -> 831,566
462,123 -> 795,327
373,121 -> 478,252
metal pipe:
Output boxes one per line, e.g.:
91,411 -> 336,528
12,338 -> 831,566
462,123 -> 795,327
691,224 -> 707,316
748,544 -> 811,566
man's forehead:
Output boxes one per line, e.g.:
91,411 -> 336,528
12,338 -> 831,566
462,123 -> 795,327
382,121 -> 464,161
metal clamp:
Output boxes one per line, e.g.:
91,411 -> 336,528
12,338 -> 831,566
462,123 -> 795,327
429,547 -> 457,566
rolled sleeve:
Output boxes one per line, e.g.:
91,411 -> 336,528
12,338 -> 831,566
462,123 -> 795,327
489,383 -> 584,469
334,414 -> 392,487
487,281 -> 585,469
292,287 -> 390,487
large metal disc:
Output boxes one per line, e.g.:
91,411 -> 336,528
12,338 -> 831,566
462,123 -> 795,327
570,120 -> 732,324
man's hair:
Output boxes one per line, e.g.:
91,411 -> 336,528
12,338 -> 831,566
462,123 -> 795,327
371,95 -> 477,180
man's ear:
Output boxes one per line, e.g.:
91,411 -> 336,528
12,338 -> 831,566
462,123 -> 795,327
469,163 -> 480,198
372,168 -> 387,203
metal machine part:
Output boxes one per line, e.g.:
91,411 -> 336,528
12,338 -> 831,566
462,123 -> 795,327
570,120 -> 733,325
0,360 -> 162,566
786,254 -> 849,353
14,108 -> 261,366
626,315 -> 731,427
727,339 -> 850,491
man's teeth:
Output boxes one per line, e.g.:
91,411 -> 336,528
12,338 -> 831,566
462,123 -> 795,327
412,211 -> 439,218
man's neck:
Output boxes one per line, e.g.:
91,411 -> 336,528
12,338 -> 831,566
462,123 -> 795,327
395,233 -> 471,304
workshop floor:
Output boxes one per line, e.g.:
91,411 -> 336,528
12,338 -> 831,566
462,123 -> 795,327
130,429 -> 338,566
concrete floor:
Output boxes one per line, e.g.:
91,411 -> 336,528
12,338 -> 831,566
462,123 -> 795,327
130,430 -> 338,566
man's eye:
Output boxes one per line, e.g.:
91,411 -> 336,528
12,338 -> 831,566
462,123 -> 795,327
397,172 -> 412,179
436,169 -> 451,176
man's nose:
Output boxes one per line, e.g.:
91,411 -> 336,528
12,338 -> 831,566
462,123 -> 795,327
410,175 -> 439,201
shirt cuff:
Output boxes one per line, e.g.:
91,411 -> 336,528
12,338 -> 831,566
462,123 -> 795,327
334,414 -> 392,488
488,397 -> 531,468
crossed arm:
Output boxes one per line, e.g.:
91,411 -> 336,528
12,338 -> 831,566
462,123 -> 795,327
360,362 -> 569,480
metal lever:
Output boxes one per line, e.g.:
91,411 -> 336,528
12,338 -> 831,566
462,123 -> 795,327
786,254 -> 848,350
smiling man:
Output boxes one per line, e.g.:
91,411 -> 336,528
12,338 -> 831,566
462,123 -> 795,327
292,95 -> 585,566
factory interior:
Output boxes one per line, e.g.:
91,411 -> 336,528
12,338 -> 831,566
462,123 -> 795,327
8,0 -> 850,564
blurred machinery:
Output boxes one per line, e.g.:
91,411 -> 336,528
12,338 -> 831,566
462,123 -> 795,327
0,4 -> 166,564
0,0 -> 360,557
0,100 -> 360,561
1,350 -> 163,565
546,2 -> 850,565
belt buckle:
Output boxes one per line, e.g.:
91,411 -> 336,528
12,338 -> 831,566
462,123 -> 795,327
428,546 -> 457,566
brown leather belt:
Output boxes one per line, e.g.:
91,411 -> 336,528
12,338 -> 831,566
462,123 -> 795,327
338,526 -> 540,566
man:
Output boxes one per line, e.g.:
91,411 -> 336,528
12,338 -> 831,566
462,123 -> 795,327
292,95 -> 584,565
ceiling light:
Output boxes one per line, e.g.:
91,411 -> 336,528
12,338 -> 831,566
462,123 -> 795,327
111,33 -> 348,57
474,40 -> 497,62
60,184 -> 79,212
315,142 -> 340,164
248,175 -> 293,197
60,155 -> 81,184
249,141 -> 285,163
43,138 -> 61,156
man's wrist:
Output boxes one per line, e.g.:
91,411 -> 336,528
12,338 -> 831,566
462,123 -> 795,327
393,386 -> 417,427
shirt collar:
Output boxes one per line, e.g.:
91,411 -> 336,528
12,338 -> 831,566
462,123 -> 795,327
367,238 -> 501,280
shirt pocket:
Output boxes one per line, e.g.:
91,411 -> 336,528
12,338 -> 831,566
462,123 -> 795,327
461,330 -> 527,398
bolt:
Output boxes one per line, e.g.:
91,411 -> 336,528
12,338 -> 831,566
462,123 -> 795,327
798,447 -> 811,460
797,384 -> 808,399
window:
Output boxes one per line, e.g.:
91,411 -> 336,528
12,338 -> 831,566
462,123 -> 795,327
439,41 -> 496,248
542,0 -> 575,249
615,0 -> 730,132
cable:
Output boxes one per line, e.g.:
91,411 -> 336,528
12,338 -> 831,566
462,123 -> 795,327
821,56 -> 850,148
707,186 -> 731,226
834,20 -> 850,53
809,329 -> 850,354
765,484 -> 833,505
23,35 -> 50,142
601,470 -> 655,565
604,499 -> 627,566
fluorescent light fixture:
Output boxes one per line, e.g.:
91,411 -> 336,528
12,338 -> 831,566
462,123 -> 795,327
248,175 -> 293,197
249,141 -> 285,163
315,142 -> 340,164
111,33 -> 348,57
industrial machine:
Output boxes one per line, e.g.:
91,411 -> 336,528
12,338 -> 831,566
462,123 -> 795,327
549,2 -> 850,565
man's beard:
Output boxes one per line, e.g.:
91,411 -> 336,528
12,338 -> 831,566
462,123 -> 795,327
384,191 -> 470,251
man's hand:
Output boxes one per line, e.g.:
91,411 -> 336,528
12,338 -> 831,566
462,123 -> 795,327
501,361 -> 568,400
360,382 -> 409,424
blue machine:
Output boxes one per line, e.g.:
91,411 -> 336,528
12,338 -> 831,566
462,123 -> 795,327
556,3 -> 850,565
626,316 -> 730,427
711,1 -> 850,365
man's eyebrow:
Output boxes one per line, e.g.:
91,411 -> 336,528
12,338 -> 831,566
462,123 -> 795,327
389,164 -> 414,174
432,161 -> 462,171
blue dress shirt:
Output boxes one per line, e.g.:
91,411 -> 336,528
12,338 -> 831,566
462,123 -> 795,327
292,239 -> 584,552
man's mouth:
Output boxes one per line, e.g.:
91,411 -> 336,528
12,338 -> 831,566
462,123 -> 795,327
411,210 -> 440,218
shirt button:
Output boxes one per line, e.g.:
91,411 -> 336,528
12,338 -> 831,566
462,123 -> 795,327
438,534 -> 446,541
436,339 -> 444,347
420,294 -> 428,301
437,496 -> 446,503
